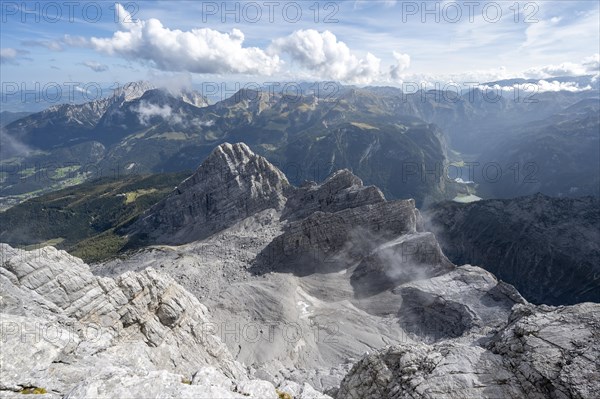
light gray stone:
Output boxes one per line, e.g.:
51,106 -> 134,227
336,302 -> 600,399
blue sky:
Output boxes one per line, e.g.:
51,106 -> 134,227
1,0 -> 599,88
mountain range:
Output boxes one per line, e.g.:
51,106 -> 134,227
1,142 -> 598,398
3,79 -> 598,211
1,82 -> 453,208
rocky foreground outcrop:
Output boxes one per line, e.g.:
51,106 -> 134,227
3,242 -> 599,399
337,302 -> 600,399
2,142 -> 599,399
0,244 -> 329,398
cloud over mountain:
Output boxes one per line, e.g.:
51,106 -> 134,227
389,51 -> 411,80
89,4 -> 281,76
83,5 -> 411,84
135,101 -> 173,125
523,54 -> 600,79
270,29 -> 383,84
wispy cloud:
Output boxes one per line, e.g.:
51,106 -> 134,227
0,48 -> 30,64
135,100 -> 213,128
81,60 -> 109,72
21,40 -> 63,51
521,8 -> 599,56
0,127 -> 33,158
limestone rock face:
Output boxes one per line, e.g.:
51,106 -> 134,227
488,302 -> 600,399
123,142 -> 290,245
337,342 -> 513,399
0,244 -> 329,398
394,265 -> 526,341
336,301 -> 600,399
281,169 -> 386,221
63,370 -> 245,399
0,244 -> 242,391
257,199 -> 422,275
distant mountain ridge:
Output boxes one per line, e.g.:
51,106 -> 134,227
2,82 -> 452,208
475,98 -> 600,198
2,79 -> 598,209
4,81 -> 209,150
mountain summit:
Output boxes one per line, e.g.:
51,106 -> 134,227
111,81 -> 157,102
123,143 -> 289,245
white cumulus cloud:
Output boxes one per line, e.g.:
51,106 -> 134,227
534,80 -> 592,92
89,3 -> 280,76
582,53 -> 600,74
524,62 -> 587,79
270,29 -> 383,84
390,51 -> 411,80
523,54 -> 600,79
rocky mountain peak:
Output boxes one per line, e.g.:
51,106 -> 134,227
123,143 -> 289,245
110,81 -> 208,108
112,81 -> 156,102
217,89 -> 275,113
204,142 -> 263,169
323,168 -> 363,189
179,88 -> 209,108
181,142 -> 288,187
